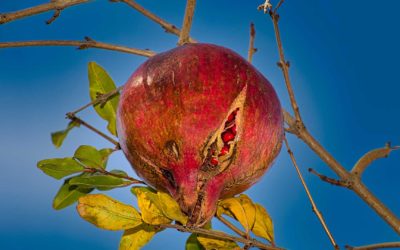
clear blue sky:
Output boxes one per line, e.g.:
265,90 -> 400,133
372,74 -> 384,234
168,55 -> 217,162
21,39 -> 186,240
1,0 -> 399,249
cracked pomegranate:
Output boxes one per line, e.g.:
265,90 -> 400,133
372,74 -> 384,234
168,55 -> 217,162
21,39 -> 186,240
117,43 -> 283,226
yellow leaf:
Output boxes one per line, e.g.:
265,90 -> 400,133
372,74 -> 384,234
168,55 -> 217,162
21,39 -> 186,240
197,235 -> 240,250
157,191 -> 188,225
218,194 -> 256,233
131,187 -> 171,225
252,204 -> 274,243
77,194 -> 142,230
119,224 -> 157,250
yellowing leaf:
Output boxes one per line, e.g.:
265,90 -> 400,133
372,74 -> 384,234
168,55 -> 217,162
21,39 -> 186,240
37,158 -> 84,180
252,204 -> 274,243
53,176 -> 93,210
77,194 -> 142,230
131,187 -> 171,225
51,120 -> 80,148
88,62 -> 119,136
218,194 -> 256,233
197,235 -> 240,250
157,191 -> 188,224
185,234 -> 204,250
119,224 -> 157,250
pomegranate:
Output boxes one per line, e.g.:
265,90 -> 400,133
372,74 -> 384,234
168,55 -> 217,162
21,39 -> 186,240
117,43 -> 283,226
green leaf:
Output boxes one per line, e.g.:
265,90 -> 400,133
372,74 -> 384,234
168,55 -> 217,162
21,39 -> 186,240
185,234 -> 204,250
197,235 -> 240,250
88,61 -> 119,136
74,145 -> 113,169
252,204 -> 274,243
218,194 -> 256,234
53,176 -> 93,210
77,194 -> 142,230
69,175 -> 131,189
51,120 -> 80,148
37,158 -> 84,180
131,187 -> 172,225
119,224 -> 157,250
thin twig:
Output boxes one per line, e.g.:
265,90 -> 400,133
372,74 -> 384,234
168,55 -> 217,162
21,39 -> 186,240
112,0 -> 196,43
268,6 -> 303,128
66,113 -> 120,147
247,23 -> 257,63
216,215 -> 248,238
308,168 -> 348,187
0,38 -> 155,57
178,0 -> 197,45
284,137 -> 339,249
0,0 -> 91,25
159,224 -> 283,250
70,85 -> 125,115
345,241 -> 400,250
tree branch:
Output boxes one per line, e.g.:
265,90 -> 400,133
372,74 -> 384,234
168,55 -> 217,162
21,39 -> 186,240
216,214 -> 248,239
0,37 -> 155,57
178,0 -> 196,45
247,22 -> 257,63
262,2 -> 400,235
351,142 -> 400,177
308,168 -> 348,187
284,138 -> 339,249
159,223 -> 283,250
268,7 -> 303,128
345,242 -> 400,250
0,0 -> 91,25
111,0 -> 196,43
82,165 -> 146,185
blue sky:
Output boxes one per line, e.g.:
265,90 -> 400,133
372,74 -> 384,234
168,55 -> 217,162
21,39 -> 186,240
1,0 -> 399,249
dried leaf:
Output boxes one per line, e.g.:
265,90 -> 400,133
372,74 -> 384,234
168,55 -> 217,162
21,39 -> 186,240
119,224 -> 157,250
88,62 -> 119,136
77,194 -> 142,230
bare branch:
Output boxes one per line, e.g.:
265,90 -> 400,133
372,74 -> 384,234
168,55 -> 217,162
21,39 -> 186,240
264,3 -> 304,129
216,214 -> 248,239
263,4 -> 400,234
283,137 -> 339,249
0,37 -> 156,57
308,168 -> 348,187
351,142 -> 400,177
158,224 -> 283,250
178,0 -> 197,45
345,242 -> 400,250
247,23 -> 257,63
66,113 -> 120,148
0,0 -> 91,25
111,0 -> 196,43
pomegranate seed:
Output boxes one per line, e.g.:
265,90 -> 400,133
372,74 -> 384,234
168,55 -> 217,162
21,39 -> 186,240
210,157 -> 219,166
222,131 -> 235,143
231,124 -> 237,135
218,145 -> 230,156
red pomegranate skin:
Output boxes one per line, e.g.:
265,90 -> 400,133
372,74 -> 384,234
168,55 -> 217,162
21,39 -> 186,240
117,43 -> 283,226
